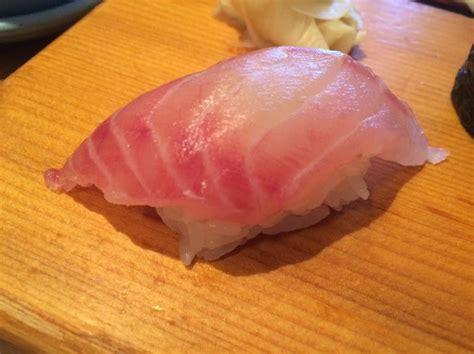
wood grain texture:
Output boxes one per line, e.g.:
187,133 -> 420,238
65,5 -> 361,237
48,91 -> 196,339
1,0 -> 473,352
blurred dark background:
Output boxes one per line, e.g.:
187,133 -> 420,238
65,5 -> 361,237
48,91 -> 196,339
0,34 -> 58,80
0,0 -> 101,81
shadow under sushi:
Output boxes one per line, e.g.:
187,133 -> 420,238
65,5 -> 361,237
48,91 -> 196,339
70,187 -> 181,260
69,158 -> 421,274
210,159 -> 422,276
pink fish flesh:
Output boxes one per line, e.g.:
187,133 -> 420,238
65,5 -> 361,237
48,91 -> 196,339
45,47 -> 447,264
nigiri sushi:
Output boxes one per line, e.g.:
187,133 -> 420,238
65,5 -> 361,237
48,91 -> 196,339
45,47 -> 447,265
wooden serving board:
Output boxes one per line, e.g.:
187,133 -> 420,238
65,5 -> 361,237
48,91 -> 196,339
1,0 -> 473,352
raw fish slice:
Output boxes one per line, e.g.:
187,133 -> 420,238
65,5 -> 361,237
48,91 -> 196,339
45,47 -> 447,264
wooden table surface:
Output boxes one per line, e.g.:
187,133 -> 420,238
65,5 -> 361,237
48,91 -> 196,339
1,0 -> 473,352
